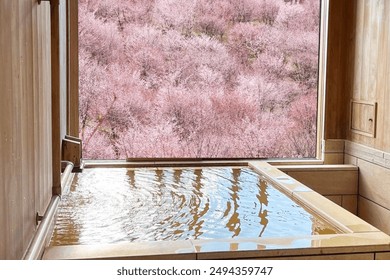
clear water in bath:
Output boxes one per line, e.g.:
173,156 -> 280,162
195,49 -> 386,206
50,167 -> 339,246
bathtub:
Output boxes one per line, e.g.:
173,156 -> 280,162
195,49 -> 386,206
43,161 -> 390,260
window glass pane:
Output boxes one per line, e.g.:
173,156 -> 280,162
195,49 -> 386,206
79,0 -> 321,159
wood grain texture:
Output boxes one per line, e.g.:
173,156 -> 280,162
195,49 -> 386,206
375,252 -> 390,260
0,0 -> 52,259
51,0 -> 68,195
67,0 -> 79,137
51,0 -> 61,195
347,0 -> 390,153
286,170 -> 358,196
350,100 -> 377,137
324,0 -> 356,139
358,196 -> 390,235
62,138 -> 82,167
325,195 -> 342,206
324,0 -> 390,232
37,1 -> 53,217
342,195 -> 358,215
345,142 -> 390,233
60,0 -> 68,141
357,158 -> 390,210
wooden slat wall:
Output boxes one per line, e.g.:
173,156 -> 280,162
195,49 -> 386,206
0,1 -> 52,259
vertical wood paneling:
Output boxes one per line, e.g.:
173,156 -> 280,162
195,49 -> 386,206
0,1 -> 12,260
34,2 -> 53,214
0,0 -> 53,259
347,0 -> 390,153
51,0 -> 64,195
20,0 -> 36,252
67,0 -> 79,137
51,0 -> 68,196
338,0 -> 390,235
43,3 -> 53,213
327,0 -> 390,149
353,0 -> 364,98
60,0 -> 67,140
359,1 -> 370,101
324,0 -> 356,140
10,0 -> 23,259
381,0 -> 390,151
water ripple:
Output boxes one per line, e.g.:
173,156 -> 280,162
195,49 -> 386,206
50,167 -> 338,246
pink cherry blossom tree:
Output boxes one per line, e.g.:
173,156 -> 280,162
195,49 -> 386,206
79,0 -> 321,159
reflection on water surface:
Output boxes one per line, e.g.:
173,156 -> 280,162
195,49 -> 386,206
50,167 -> 338,246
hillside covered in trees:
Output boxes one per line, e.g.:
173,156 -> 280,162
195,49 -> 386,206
79,0 -> 321,159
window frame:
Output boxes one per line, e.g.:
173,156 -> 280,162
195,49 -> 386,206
67,0 -> 330,164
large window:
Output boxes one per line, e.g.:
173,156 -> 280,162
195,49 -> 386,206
79,0 -> 322,159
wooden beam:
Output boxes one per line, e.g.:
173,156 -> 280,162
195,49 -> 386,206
51,0 -> 62,195
62,136 -> 82,170
324,0 -> 357,140
67,0 -> 79,137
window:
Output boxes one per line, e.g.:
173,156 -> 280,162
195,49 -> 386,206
77,0 -> 325,160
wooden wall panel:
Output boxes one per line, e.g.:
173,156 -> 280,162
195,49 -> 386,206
324,0 -> 356,140
358,196 -> 390,235
335,1 -> 390,235
51,0 -> 68,195
347,0 -> 390,153
284,170 -> 358,196
0,0 -> 52,259
358,158 -> 390,209
345,141 -> 390,234
323,0 -> 390,148
279,164 -> 358,214
20,0 -> 36,254
60,0 -> 68,140
322,0 -> 390,234
34,1 -> 53,215
67,0 -> 79,137
0,1 -> 12,260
